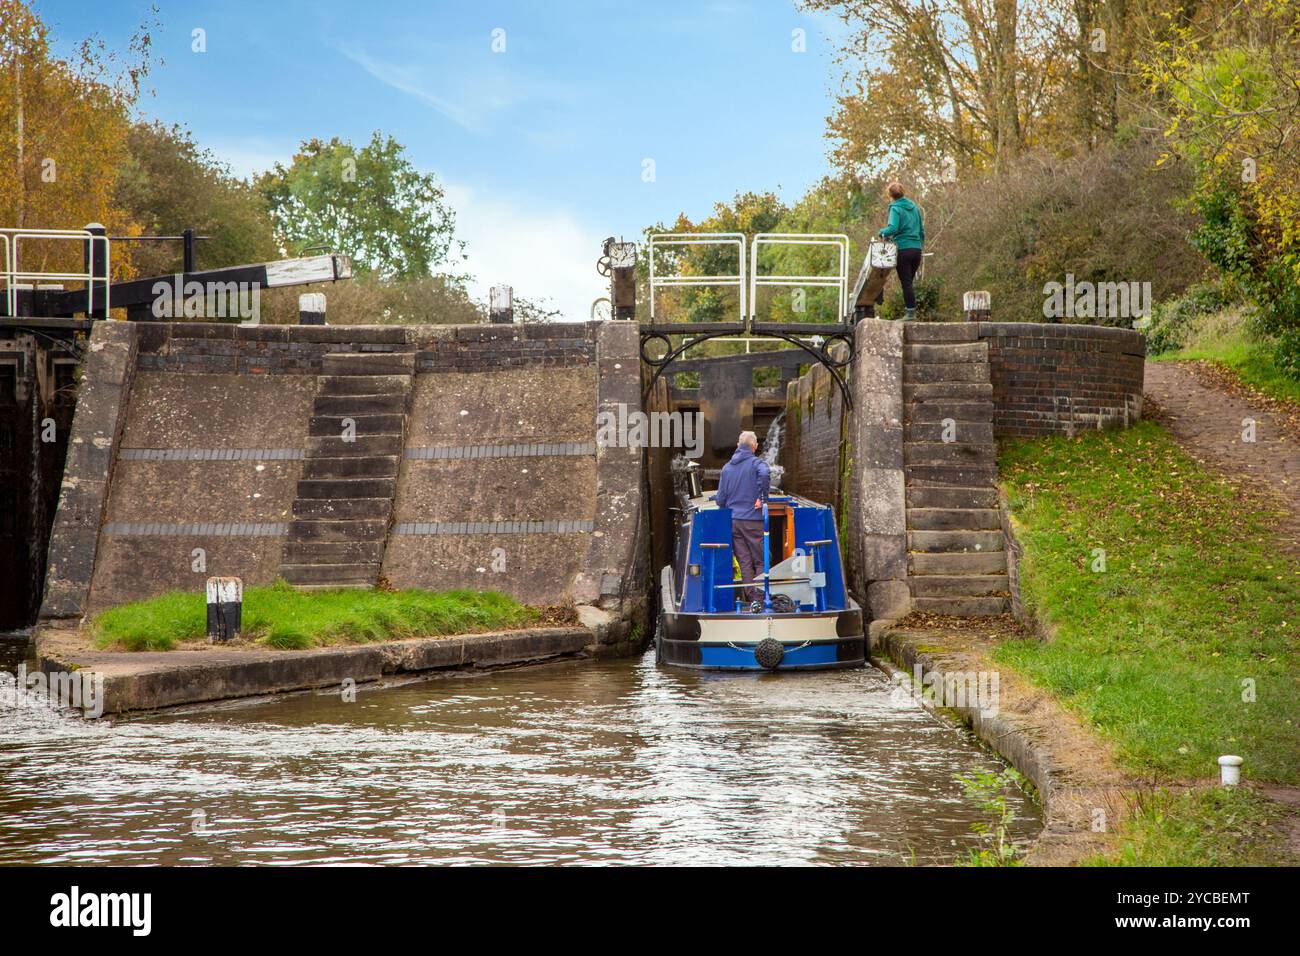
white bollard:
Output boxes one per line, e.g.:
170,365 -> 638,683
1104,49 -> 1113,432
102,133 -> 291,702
1218,754 -> 1243,787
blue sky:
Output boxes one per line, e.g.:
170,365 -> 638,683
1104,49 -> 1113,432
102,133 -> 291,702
39,0 -> 854,318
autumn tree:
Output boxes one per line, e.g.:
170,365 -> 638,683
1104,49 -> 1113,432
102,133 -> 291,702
1142,0 -> 1300,368
0,0 -> 154,276
805,0 -> 1075,178
115,121 -> 278,275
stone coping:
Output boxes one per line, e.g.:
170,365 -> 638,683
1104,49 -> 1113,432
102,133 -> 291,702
33,624 -> 601,717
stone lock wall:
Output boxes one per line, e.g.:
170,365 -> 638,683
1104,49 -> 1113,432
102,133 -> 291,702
40,320 -> 645,622
781,319 -> 1146,621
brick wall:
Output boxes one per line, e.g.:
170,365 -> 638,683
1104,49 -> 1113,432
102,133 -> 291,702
976,322 -> 1145,437
781,361 -> 845,506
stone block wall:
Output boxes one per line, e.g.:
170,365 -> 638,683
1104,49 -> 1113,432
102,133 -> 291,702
40,320 -> 644,621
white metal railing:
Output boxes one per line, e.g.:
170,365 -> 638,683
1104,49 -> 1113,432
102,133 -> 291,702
1,227 -> 110,318
748,233 -> 849,324
647,232 -> 747,324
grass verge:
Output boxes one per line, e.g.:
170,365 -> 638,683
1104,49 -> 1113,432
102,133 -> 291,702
998,422 -> 1300,785
1088,786 -> 1296,866
93,581 -> 540,651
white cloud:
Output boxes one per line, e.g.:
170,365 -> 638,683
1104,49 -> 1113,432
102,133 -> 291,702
446,182 -> 607,323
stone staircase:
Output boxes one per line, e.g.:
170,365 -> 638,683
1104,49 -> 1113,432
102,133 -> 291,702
280,351 -> 416,589
902,324 -> 1009,616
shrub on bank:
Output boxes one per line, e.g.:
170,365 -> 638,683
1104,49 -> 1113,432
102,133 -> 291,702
925,140 -> 1207,322
1145,282 -> 1238,355
1151,297 -> 1300,405
93,582 -> 539,651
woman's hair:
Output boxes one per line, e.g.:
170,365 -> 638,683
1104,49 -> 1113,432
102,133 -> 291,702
887,182 -> 905,199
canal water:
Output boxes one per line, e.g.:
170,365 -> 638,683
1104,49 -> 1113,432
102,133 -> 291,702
0,652 -> 1039,865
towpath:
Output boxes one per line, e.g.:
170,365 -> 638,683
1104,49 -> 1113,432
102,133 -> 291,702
1143,360 -> 1300,555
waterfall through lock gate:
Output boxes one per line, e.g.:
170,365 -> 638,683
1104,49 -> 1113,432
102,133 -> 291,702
760,411 -> 786,489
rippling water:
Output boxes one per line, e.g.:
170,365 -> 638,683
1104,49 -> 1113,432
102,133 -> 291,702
0,653 -> 1039,865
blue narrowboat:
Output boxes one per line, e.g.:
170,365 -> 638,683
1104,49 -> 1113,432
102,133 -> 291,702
656,469 -> 866,672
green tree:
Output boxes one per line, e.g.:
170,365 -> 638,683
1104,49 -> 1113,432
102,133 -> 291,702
115,121 -> 278,275
257,132 -> 464,279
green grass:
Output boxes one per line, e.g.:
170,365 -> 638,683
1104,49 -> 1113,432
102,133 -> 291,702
93,581 -> 539,651
998,422 -> 1300,784
1153,314 -> 1300,405
1088,787 -> 1296,866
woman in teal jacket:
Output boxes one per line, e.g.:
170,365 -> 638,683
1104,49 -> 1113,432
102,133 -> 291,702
879,182 -> 925,321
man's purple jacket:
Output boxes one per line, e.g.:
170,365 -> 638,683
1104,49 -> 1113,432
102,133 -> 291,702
715,445 -> 771,522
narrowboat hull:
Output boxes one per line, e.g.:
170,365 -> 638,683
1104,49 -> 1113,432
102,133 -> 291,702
655,605 -> 866,672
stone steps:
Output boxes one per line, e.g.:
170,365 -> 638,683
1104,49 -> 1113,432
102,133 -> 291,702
906,485 -> 999,510
904,342 -> 987,364
905,463 -> 1000,486
317,374 -> 410,396
904,323 -> 980,344
903,362 -> 990,385
283,540 -> 387,563
320,352 -> 416,376
296,477 -> 397,499
287,518 -> 389,541
901,327 -> 1010,618
910,574 -> 1009,597
904,442 -> 997,466
909,551 -> 1008,575
904,381 -> 994,402
906,507 -> 1001,531
308,413 -> 405,436
907,529 -> 1004,553
905,400 -> 995,423
280,351 -> 416,589
280,562 -> 381,586
301,456 -> 400,480
905,422 -> 995,444
314,393 -> 407,416
306,434 -> 404,458
291,497 -> 393,520
913,596 -> 1010,617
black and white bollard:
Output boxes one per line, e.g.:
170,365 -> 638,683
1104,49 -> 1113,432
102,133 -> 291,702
298,292 -> 327,325
206,577 -> 243,643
